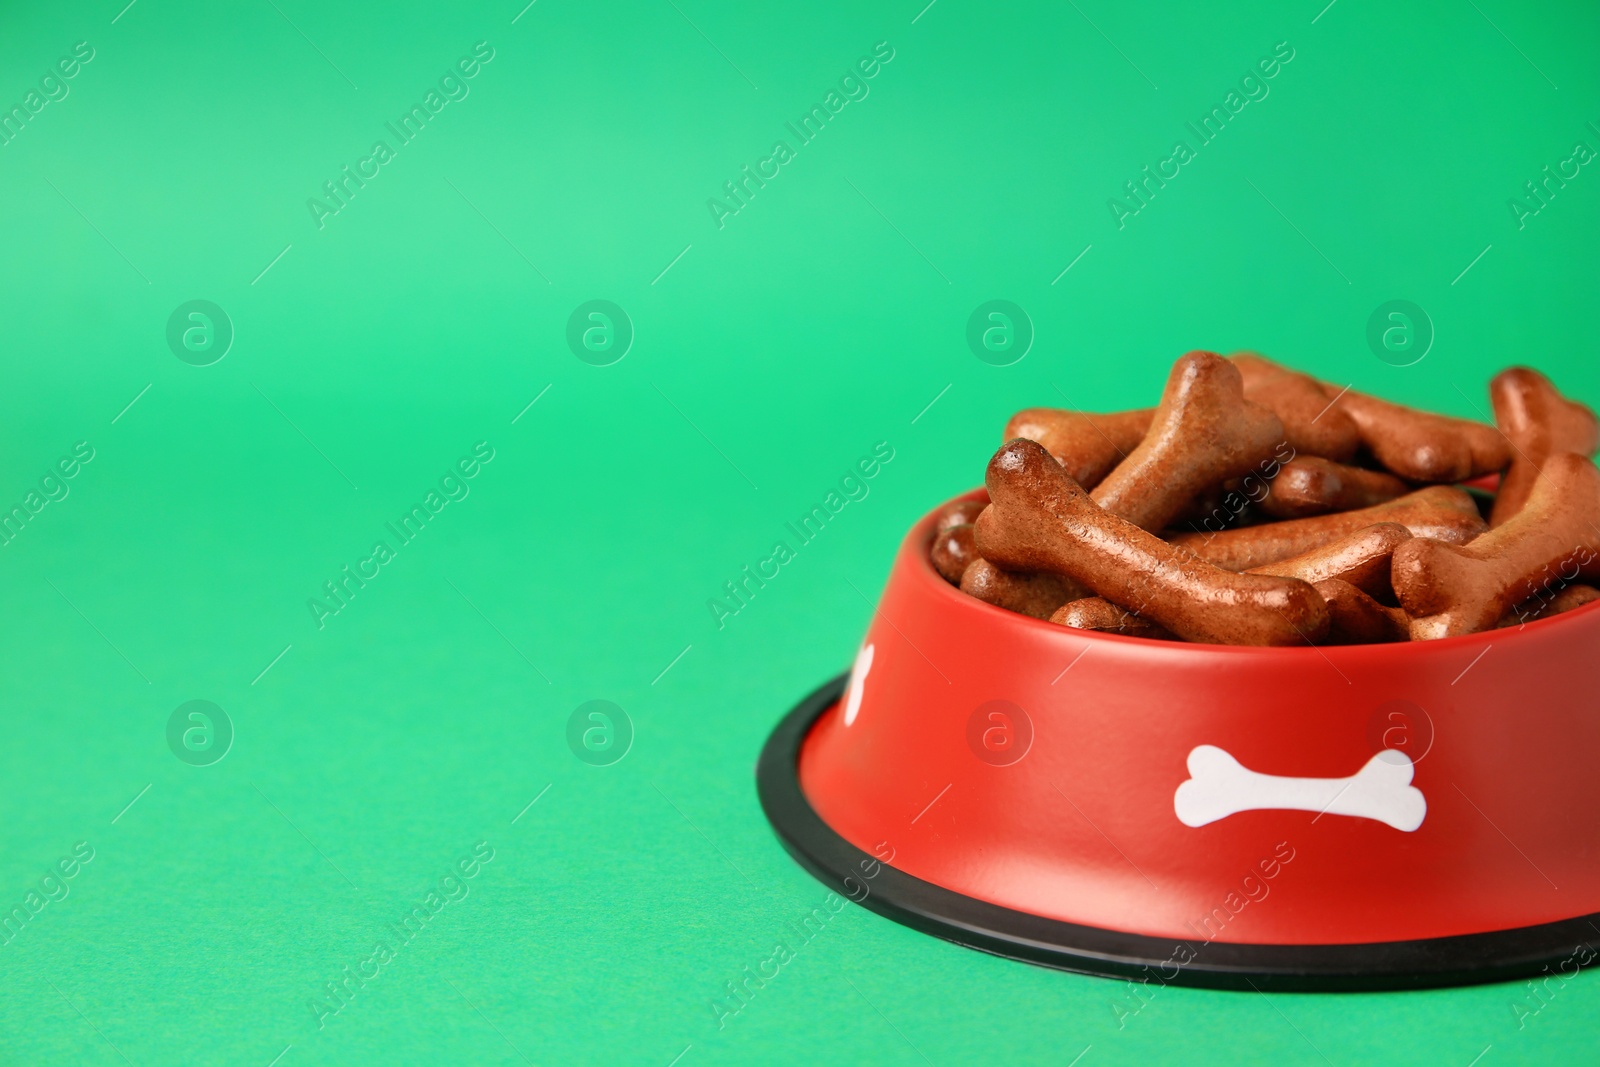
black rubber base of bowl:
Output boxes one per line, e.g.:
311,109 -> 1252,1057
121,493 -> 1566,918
757,672 -> 1600,991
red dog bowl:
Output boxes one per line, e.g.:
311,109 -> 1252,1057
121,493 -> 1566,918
757,490 -> 1600,990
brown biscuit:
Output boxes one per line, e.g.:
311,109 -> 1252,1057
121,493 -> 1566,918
930,524 -> 978,584
1049,598 -> 1176,639
1392,453 -> 1600,639
934,499 -> 987,532
1499,583 -> 1600,628
1230,353 -> 1360,461
959,558 -> 1084,620
1489,367 -> 1600,526
1168,486 -> 1485,571
1091,352 -> 1285,532
1315,579 -> 1410,644
1002,408 -> 1153,489
1321,387 -> 1510,483
1248,522 -> 1411,600
973,439 -> 1329,646
1257,456 -> 1410,519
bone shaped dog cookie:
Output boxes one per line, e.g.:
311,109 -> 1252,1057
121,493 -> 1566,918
1316,579 -> 1410,644
1168,485 -> 1484,572
1230,353 -> 1360,462
1393,452 -> 1600,638
1257,456 -> 1409,519
960,558 -> 1085,619
1174,744 -> 1426,831
1500,582 -> 1600,627
1092,351 -> 1285,532
1321,386 -> 1510,483
1247,521 -> 1412,600
1050,597 -> 1176,639
930,523 -> 978,583
975,438 -> 1328,645
935,499 -> 987,532
1489,367 -> 1600,526
1003,407 -> 1153,490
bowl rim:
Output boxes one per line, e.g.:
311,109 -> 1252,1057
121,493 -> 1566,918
919,487 -> 1600,655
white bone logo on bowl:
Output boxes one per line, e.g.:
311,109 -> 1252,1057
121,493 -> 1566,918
1174,744 -> 1426,832
843,643 -> 874,726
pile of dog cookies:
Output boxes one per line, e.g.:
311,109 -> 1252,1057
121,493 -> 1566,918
929,352 -> 1600,645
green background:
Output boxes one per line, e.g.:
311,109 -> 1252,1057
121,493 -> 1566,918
1,0 -> 1595,1063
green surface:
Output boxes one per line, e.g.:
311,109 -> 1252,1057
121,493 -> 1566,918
1,0 -> 1596,1064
